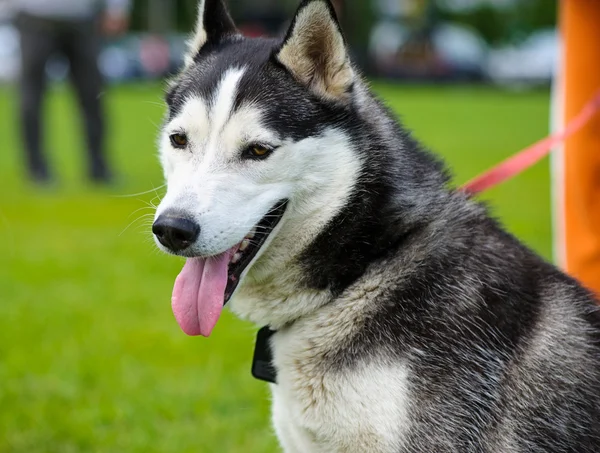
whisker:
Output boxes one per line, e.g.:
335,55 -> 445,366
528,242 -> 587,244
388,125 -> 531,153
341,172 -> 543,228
113,184 -> 166,198
126,206 -> 155,220
137,199 -> 158,209
148,117 -> 161,129
142,100 -> 166,107
119,213 -> 155,237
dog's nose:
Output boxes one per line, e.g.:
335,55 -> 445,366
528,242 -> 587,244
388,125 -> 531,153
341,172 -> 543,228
152,215 -> 200,252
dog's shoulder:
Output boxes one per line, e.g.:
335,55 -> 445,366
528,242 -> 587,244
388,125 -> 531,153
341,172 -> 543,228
270,204 -> 600,452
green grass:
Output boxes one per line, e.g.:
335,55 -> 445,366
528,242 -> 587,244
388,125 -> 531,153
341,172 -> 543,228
0,82 -> 551,452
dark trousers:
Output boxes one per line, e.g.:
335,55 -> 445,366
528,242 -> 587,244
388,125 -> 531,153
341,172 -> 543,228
17,13 -> 109,181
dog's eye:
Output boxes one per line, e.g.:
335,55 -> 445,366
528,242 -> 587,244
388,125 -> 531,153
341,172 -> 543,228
242,144 -> 273,160
170,133 -> 188,149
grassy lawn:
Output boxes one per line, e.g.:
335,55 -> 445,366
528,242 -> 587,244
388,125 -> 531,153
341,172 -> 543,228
0,82 -> 551,452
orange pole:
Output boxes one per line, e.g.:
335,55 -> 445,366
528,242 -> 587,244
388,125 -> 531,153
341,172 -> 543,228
555,0 -> 600,295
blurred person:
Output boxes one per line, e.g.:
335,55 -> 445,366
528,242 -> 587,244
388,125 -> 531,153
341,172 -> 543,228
13,0 -> 131,184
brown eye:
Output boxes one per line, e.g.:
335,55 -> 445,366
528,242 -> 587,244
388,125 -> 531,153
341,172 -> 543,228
170,133 -> 188,148
242,144 -> 274,160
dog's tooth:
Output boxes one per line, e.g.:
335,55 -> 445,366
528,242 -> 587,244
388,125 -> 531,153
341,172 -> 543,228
232,252 -> 242,264
240,239 -> 250,251
247,230 -> 256,239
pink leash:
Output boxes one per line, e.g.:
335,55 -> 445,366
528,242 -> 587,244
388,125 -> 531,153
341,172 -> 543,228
461,90 -> 600,195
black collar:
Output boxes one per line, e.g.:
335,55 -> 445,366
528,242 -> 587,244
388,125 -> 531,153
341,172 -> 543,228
251,326 -> 277,384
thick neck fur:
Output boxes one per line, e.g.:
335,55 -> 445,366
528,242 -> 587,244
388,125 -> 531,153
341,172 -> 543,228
229,79 -> 455,329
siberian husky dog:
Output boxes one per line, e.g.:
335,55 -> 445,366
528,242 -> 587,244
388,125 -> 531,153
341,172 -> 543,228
151,0 -> 600,451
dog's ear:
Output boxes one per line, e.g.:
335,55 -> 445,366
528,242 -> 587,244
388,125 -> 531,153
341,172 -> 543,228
185,0 -> 237,66
275,0 -> 354,104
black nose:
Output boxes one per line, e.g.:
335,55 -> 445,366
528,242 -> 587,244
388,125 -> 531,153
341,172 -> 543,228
152,214 -> 200,252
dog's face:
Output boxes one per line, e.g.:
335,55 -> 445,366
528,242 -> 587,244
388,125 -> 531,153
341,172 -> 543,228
157,65 -> 291,260
153,0 -> 360,335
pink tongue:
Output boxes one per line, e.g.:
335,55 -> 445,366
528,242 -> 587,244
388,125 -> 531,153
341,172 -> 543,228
171,252 -> 232,337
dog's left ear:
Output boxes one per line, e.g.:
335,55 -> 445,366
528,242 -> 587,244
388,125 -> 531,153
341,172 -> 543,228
275,0 -> 354,104
185,0 -> 237,66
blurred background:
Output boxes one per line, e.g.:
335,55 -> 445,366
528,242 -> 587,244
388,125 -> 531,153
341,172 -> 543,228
0,0 -> 558,86
0,0 -> 556,452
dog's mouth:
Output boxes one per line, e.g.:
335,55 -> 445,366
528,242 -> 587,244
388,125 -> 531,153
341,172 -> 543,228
224,200 -> 288,302
171,200 -> 288,337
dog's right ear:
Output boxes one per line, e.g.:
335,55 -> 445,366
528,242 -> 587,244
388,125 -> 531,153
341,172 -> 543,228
184,0 -> 237,66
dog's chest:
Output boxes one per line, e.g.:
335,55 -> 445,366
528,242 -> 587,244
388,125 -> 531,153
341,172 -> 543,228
269,328 -> 410,453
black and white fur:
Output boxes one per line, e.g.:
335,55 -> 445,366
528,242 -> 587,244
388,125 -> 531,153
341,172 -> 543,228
154,1 -> 600,451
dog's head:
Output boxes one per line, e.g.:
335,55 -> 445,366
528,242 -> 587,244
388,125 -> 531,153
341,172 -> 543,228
154,0 -> 365,335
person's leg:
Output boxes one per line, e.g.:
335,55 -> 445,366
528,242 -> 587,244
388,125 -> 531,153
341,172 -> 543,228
61,18 -> 110,182
17,14 -> 57,182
